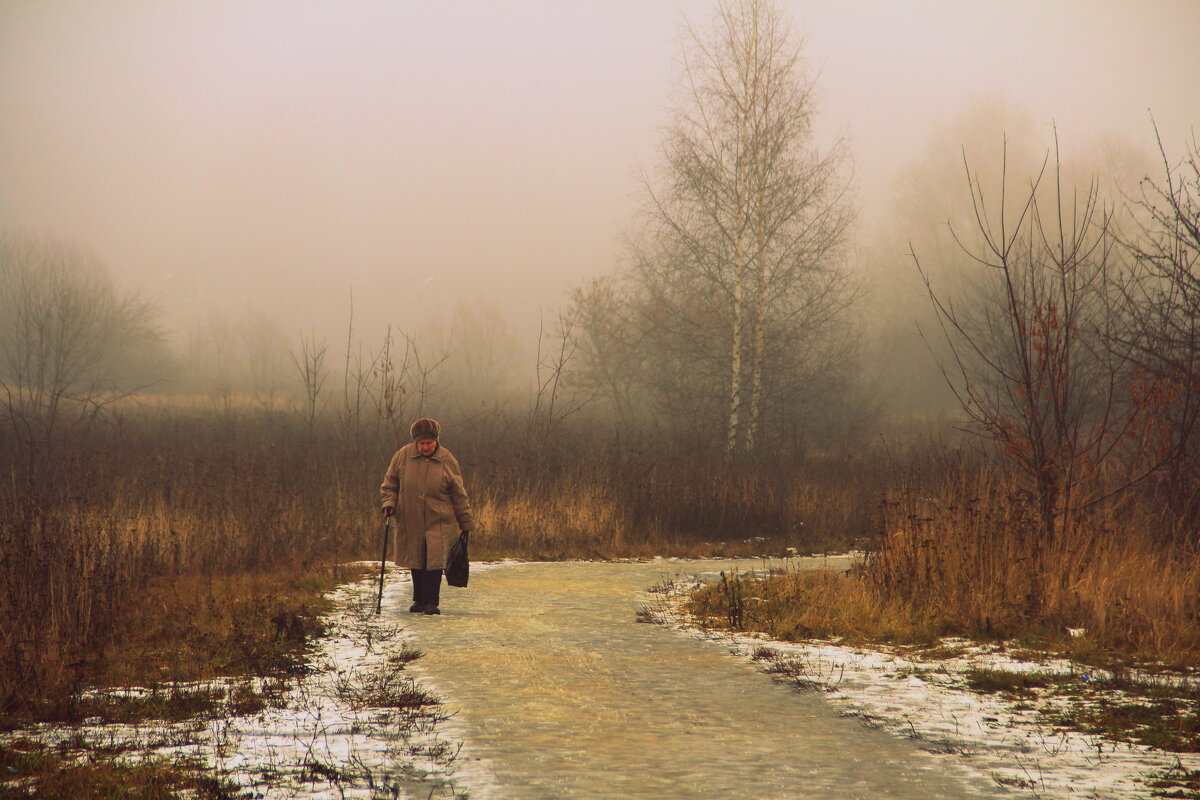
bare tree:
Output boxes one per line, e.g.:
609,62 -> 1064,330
529,308 -> 593,441
0,233 -> 164,447
863,99 -> 1044,418
364,326 -> 449,446
336,297 -> 369,444
366,326 -> 413,445
634,0 -> 854,454
332,296 -> 450,449
185,312 -> 236,410
428,303 -> 523,412
565,277 -> 644,436
291,329 -> 328,442
1117,126 -> 1200,532
914,136 -> 1133,596
184,308 -> 290,411
241,313 -> 291,411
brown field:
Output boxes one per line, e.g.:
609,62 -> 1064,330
4,399 -> 1197,731
0,403 -> 876,718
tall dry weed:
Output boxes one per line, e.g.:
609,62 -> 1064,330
0,410 -> 379,712
867,466 -> 1200,663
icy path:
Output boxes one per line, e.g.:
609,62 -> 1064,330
396,558 -> 1006,800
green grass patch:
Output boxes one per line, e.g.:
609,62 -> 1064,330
899,643 -> 970,661
1044,699 -> 1200,753
1094,673 -> 1200,702
960,668 -> 1200,752
1148,764 -> 1200,798
963,667 -> 1066,699
1031,672 -> 1200,752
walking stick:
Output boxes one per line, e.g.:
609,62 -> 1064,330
376,516 -> 391,615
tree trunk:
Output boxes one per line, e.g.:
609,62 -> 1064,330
747,219 -> 768,451
728,236 -> 746,454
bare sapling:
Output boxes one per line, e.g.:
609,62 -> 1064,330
365,326 -> 414,446
913,134 -> 1135,607
1115,124 -> 1200,537
529,307 -> 593,442
291,329 -> 328,442
336,298 -> 370,447
565,276 -> 645,453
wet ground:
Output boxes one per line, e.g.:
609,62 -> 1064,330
398,558 -> 1009,800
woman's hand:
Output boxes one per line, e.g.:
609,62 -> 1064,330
382,507 -> 395,518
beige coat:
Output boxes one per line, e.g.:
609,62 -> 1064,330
379,443 -> 475,570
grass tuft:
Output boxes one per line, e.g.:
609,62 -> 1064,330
0,739 -> 244,799
1148,764 -> 1200,798
962,667 -> 1063,699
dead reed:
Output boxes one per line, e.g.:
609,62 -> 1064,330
868,466 -> 1200,664
0,409 -> 380,717
688,465 -> 1200,668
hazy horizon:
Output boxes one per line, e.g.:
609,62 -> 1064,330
3,0 -> 1197,355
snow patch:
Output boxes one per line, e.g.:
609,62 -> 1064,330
645,572 -> 1200,800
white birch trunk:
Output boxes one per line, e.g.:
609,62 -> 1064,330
727,234 -> 746,454
747,234 -> 766,450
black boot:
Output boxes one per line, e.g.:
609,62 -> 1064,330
423,569 -> 443,615
409,570 -> 426,612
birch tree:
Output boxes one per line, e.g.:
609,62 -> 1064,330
636,0 -> 853,454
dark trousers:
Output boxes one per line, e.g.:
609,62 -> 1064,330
411,569 -> 443,607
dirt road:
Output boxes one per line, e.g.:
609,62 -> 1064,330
398,558 -> 1007,800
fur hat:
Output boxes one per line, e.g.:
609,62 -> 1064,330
410,417 -> 441,440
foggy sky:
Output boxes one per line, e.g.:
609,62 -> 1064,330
2,0 -> 1197,349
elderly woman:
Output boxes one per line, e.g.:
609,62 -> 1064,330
380,418 -> 476,615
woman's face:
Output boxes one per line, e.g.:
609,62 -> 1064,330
416,437 -> 438,456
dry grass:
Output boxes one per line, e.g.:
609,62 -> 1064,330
688,466 -> 1200,668
1,405 -> 876,718
1,410 -> 383,717
2,566 -> 359,726
685,566 -> 924,643
0,738 -> 242,799
474,480 -> 651,559
89,569 -> 366,689
866,467 -> 1200,665
469,446 -> 879,561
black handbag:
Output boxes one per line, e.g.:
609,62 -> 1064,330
446,532 -> 469,587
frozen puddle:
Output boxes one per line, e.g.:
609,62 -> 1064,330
397,558 -> 1009,799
